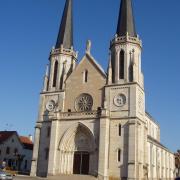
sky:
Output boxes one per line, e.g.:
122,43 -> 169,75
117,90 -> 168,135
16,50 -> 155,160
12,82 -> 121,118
0,0 -> 180,152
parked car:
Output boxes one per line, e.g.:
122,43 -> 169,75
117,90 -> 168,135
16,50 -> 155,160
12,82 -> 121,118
0,170 -> 13,180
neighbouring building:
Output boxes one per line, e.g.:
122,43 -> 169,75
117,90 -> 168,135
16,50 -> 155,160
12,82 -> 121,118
0,131 -> 33,173
30,0 -> 175,179
175,151 -> 180,177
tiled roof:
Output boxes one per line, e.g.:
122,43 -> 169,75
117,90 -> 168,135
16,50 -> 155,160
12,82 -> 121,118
0,131 -> 16,143
19,136 -> 33,150
0,131 -> 33,150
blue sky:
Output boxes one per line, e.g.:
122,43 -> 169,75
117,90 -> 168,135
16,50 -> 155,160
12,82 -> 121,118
0,0 -> 179,152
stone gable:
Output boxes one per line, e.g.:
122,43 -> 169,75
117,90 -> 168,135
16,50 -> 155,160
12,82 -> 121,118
64,54 -> 106,112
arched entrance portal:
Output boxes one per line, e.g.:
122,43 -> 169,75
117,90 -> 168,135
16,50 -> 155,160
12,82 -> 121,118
59,123 -> 97,176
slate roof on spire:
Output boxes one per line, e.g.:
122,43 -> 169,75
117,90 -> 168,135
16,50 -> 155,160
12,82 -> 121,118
116,0 -> 137,37
55,0 -> 73,49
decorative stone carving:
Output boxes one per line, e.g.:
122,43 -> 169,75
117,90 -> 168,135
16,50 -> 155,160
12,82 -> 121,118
75,94 -> 93,112
86,40 -> 91,54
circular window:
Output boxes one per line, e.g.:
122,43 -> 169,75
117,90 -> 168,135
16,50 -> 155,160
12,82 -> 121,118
46,100 -> 56,112
75,94 -> 93,112
113,94 -> 126,107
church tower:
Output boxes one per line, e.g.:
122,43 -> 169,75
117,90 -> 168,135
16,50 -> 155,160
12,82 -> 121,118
45,0 -> 77,92
31,0 -> 78,177
108,0 -> 144,87
99,0 -> 147,179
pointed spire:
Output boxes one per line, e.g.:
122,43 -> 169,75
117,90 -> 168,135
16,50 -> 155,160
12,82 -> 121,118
56,0 -> 73,49
116,0 -> 137,37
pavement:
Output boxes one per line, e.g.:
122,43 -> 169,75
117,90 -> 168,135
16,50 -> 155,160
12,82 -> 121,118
14,175 -> 97,180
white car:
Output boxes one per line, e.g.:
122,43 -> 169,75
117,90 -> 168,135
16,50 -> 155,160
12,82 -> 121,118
0,170 -> 13,180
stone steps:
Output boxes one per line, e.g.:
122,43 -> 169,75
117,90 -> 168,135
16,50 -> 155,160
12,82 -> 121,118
48,175 -> 97,180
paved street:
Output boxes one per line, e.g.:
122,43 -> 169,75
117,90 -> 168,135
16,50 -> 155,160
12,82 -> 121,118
14,175 -> 97,180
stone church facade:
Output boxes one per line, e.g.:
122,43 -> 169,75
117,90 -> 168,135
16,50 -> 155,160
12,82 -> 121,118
30,0 -> 175,179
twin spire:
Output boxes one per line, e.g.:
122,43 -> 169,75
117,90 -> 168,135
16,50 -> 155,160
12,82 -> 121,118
56,0 -> 73,49
55,0 -> 136,49
117,0 -> 137,37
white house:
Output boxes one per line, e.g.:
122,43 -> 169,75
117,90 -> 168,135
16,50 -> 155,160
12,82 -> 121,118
0,131 -> 33,173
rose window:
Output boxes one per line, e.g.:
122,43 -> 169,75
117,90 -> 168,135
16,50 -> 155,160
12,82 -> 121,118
75,94 -> 93,112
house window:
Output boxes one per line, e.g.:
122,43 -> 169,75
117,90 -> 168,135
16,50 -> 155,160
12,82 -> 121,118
119,50 -> 125,79
53,61 -> 58,87
45,148 -> 49,160
47,127 -> 51,138
119,124 -> 121,136
6,147 -> 10,154
118,149 -> 121,162
14,148 -> 18,154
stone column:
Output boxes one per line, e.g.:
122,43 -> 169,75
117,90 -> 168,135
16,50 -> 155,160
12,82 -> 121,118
43,65 -> 49,92
125,50 -> 128,82
64,152 -> 67,174
128,120 -> 136,180
98,110 -> 110,180
70,152 -> 74,174
30,124 -> 41,176
67,152 -> 71,174
48,120 -> 59,175
60,152 -> 64,174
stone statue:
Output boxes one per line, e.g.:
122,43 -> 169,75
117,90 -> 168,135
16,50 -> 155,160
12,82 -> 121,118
86,40 -> 91,54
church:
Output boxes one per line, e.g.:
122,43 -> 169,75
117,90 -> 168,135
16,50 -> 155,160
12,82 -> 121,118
30,0 -> 175,179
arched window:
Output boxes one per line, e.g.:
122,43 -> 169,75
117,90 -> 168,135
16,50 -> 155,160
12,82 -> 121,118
53,61 -> 58,87
85,70 -> 88,83
59,72 -> 64,90
129,63 -> 133,82
111,53 -> 115,83
83,70 -> 88,83
119,50 -> 124,79
118,149 -> 121,162
119,124 -> 121,136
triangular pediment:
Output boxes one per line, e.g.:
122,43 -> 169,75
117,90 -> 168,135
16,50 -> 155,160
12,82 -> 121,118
77,53 -> 107,78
